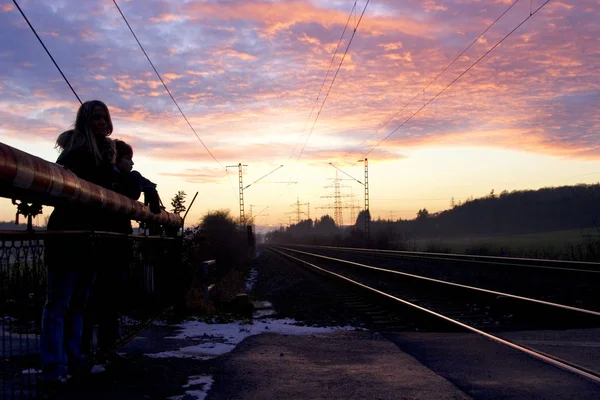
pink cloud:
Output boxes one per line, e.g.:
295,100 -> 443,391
0,0 -> 598,170
184,0 -> 440,39
149,13 -> 186,23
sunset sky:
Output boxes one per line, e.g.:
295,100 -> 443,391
1,0 -> 599,229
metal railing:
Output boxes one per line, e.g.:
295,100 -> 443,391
0,141 -> 184,399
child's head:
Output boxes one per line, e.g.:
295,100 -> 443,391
114,139 -> 134,172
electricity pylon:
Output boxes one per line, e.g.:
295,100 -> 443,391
318,171 -> 353,226
289,198 -> 310,224
329,159 -> 370,247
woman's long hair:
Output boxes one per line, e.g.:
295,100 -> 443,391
56,100 -> 114,165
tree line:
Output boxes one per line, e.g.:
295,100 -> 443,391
266,184 -> 600,246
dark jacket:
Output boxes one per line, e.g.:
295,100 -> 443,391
47,147 -> 116,232
45,146 -> 117,268
109,170 -> 143,234
109,170 -> 161,234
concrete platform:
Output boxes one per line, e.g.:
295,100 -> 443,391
57,321 -> 600,399
498,328 -> 600,375
387,331 -> 600,400
58,323 -> 470,399
208,331 -> 470,400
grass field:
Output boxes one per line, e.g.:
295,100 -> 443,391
404,228 -> 600,261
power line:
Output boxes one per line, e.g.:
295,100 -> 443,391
348,0 -> 522,157
363,0 -> 551,158
288,1 -> 357,161
11,0 -> 81,104
276,2 -> 362,217
226,169 -> 239,201
281,0 -> 370,218
296,0 -> 371,163
112,0 -> 224,168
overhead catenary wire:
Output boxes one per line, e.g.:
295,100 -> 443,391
112,0 -> 224,169
363,0 -> 551,158
11,0 -> 82,104
226,169 -> 239,201
348,0 -> 522,157
288,1 -> 358,162
274,1 -> 364,218
296,0 -> 371,164
278,0 -> 370,220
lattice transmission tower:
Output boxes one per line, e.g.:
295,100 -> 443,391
318,171 -> 354,226
287,198 -> 310,225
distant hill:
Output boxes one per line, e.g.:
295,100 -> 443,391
267,183 -> 600,247
374,184 -> 600,239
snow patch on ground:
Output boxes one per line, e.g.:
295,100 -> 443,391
245,268 -> 258,292
253,309 -> 276,318
146,349 -> 211,360
21,368 -> 41,375
90,364 -> 106,374
169,375 -> 214,400
147,318 -> 356,360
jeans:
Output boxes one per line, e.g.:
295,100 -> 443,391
40,265 -> 95,381
83,267 -> 125,354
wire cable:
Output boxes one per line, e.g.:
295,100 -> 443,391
112,0 -> 224,168
11,0 -> 82,104
363,0 -> 551,158
281,0 -> 371,216
278,1 -> 362,215
288,1 -> 357,161
348,0 -> 522,157
226,169 -> 239,201
297,0 -> 371,163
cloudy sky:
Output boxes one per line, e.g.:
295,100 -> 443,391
1,0 -> 599,228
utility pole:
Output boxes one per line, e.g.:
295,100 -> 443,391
334,174 -> 342,225
329,160 -> 370,247
358,158 -> 370,247
295,198 -> 301,224
226,163 -> 284,227
225,163 -> 247,226
248,205 -> 254,224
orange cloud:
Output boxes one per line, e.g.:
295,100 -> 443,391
2,0 -> 599,171
149,13 -> 186,23
162,72 -> 183,81
184,1 -> 439,39
379,42 -> 404,51
216,49 -> 257,61
298,33 -> 321,46
423,1 -> 449,12
159,169 -> 227,184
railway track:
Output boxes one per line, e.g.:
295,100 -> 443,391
284,244 -> 600,313
265,245 -> 600,385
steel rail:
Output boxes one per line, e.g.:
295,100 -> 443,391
287,244 -> 600,273
268,246 -> 600,384
277,246 -> 600,317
